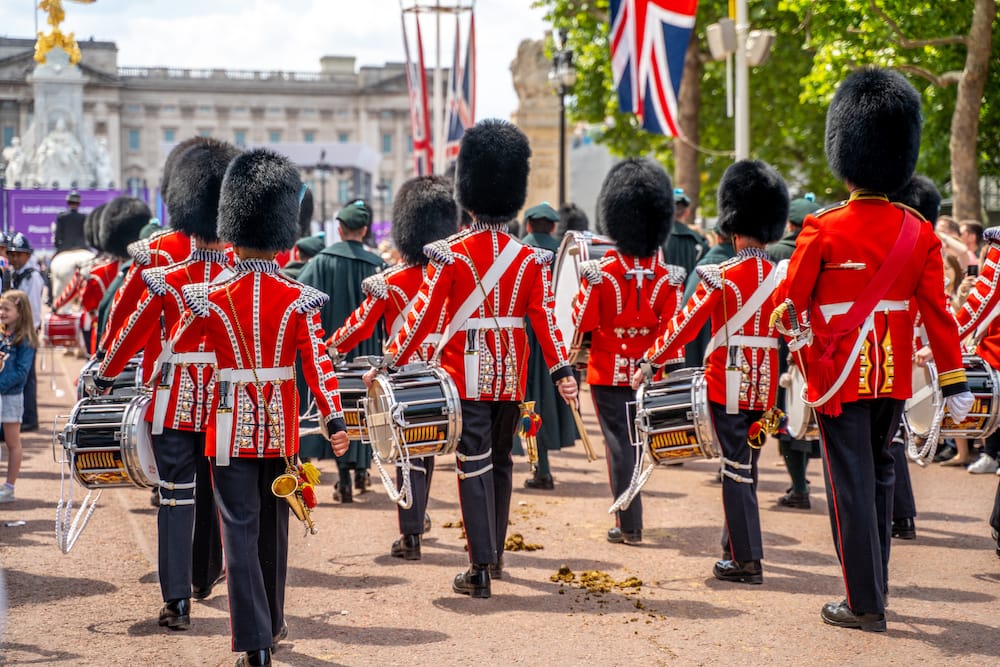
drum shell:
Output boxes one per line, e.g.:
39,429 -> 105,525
905,354 -> 1000,440
365,364 -> 461,462
62,394 -> 158,489
335,364 -> 371,442
43,312 -> 85,349
782,364 -> 819,440
77,356 -> 143,401
552,231 -> 616,371
635,367 -> 718,464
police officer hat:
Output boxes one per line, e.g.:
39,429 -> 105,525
100,196 -> 152,259
455,119 -> 530,225
392,175 -> 458,266
7,232 -> 32,254
336,200 -> 372,230
165,138 -> 241,243
597,157 -> 673,258
891,174 -> 941,223
218,149 -> 301,253
825,66 -> 921,195
67,191 -> 81,204
717,159 -> 789,245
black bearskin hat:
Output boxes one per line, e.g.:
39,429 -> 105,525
84,202 -> 107,251
392,175 -> 459,265
159,135 -> 214,204
101,196 -> 152,259
165,138 -> 241,243
890,174 -> 941,223
298,188 -> 314,239
825,66 -> 922,194
597,158 -> 673,257
717,160 -> 788,245
455,119 -> 530,224
218,149 -> 300,252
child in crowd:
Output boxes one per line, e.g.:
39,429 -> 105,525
0,290 -> 39,503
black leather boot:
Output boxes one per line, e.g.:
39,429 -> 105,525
333,477 -> 353,503
712,559 -> 763,585
452,564 -> 491,598
891,517 -> 916,539
821,600 -> 886,632
390,534 -> 421,560
489,554 -> 504,580
235,649 -> 272,666
158,598 -> 191,630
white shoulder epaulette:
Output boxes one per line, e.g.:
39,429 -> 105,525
128,239 -> 152,266
361,273 -> 389,299
141,267 -> 168,296
984,227 -> 1000,244
695,264 -> 723,290
293,284 -> 330,314
531,247 -> 554,265
181,283 -> 211,317
579,259 -> 604,285
664,264 -> 687,286
424,240 -> 455,265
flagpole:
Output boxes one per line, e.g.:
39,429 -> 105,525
734,0 -> 750,160
432,0 -> 444,175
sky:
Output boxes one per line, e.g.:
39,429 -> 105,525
0,0 -> 552,122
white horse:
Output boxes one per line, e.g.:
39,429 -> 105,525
49,247 -> 95,311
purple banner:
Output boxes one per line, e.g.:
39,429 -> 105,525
2,189 -> 135,254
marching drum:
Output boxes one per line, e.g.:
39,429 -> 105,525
364,363 -> 462,463
57,394 -> 159,490
43,312 -> 86,349
336,362 -> 370,442
76,355 -> 143,400
552,230 -> 617,368
782,364 -> 819,440
904,354 -> 1000,441
634,367 -> 718,464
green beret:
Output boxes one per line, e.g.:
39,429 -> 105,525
295,234 -> 326,258
139,219 -> 163,240
336,199 -> 371,229
524,202 -> 559,223
788,197 -> 820,225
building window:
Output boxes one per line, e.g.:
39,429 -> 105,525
268,130 -> 281,143
127,128 -> 141,152
407,136 -> 413,154
232,106 -> 249,116
267,106 -> 283,116
198,128 -> 212,137
162,104 -> 178,114
338,132 -> 349,144
303,130 -> 316,143
381,133 -> 393,154
125,104 -> 141,114
337,178 -> 351,203
163,128 -> 176,143
2,126 -> 13,147
234,130 -> 247,147
302,108 -> 318,117
198,105 -> 212,114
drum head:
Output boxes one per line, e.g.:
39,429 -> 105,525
366,378 -> 399,462
131,400 -> 159,486
552,233 -> 583,350
904,362 -> 938,438
784,366 -> 813,440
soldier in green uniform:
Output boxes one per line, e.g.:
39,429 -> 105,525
297,200 -> 387,502
515,203 -> 578,489
662,188 -> 707,276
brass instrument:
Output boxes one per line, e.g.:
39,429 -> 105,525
518,401 -> 540,468
272,470 -> 317,535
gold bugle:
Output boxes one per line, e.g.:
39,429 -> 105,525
271,473 -> 318,534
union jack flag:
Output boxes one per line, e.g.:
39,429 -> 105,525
445,12 -> 476,162
610,0 -> 698,136
402,13 -> 434,175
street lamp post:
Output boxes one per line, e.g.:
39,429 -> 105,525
549,29 -> 577,207
317,149 -> 331,226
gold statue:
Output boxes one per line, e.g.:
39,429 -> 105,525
34,0 -> 97,66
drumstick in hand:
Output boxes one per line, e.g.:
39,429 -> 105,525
570,399 -> 599,462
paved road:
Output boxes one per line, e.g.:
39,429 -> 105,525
2,350 -> 999,666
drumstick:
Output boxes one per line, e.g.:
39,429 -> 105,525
570,399 -> 598,462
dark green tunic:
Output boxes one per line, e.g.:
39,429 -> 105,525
297,241 -> 387,462
663,220 -> 708,277
512,232 -> 578,456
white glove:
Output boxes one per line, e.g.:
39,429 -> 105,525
945,391 -> 975,423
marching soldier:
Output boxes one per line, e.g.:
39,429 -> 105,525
382,120 -> 577,598
573,158 -> 686,544
635,159 -> 789,583
95,139 -> 239,630
171,149 -> 349,667
298,199 -> 386,501
77,204 -> 114,353
771,67 -> 972,632
329,175 -> 457,560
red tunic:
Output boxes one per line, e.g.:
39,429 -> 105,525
646,248 -> 780,410
98,249 -> 232,431
328,264 -> 443,363
172,259 -> 344,458
386,226 -> 573,401
100,229 -> 193,356
81,258 -> 119,315
956,227 -> 1000,367
773,193 -> 967,413
572,250 -> 686,386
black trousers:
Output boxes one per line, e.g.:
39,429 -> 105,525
455,400 -> 519,565
710,403 -> 764,562
816,398 -> 903,616
22,354 -> 37,427
889,431 -> 916,521
211,457 -> 289,653
591,385 -> 642,533
192,451 -> 225,591
397,455 -> 435,536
